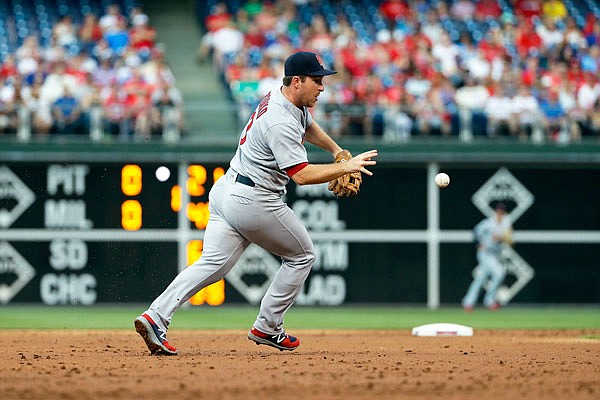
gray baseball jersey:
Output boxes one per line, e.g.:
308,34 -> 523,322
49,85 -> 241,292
143,86 -> 317,338
230,88 -> 313,192
474,215 -> 512,255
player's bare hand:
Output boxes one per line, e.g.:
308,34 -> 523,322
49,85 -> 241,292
346,149 -> 378,176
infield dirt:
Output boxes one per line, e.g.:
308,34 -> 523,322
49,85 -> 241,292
2,329 -> 598,400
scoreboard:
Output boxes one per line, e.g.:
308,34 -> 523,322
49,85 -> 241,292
1,151 -> 599,306
0,162 -> 228,305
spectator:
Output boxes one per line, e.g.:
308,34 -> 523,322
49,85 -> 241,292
304,15 -> 334,54
587,98 -> 600,139
129,13 -> 157,61
383,90 -> 415,142
585,19 -> 600,47
464,48 -> 491,81
79,14 -> 103,54
242,0 -> 263,19
92,39 -> 115,62
93,58 -> 116,87
99,4 -> 125,34
101,82 -> 130,137
485,84 -> 516,137
51,85 -> 83,134
512,84 -> 541,140
204,2 -> 232,34
421,9 -> 444,44
577,72 -> 600,137
104,19 -> 129,56
404,69 -> 431,99
40,61 -> 78,105
580,45 -> 599,74
20,83 -> 53,135
563,17 -> 587,50
450,0 -> 476,21
536,17 -> 565,51
515,21 -> 542,58
53,15 -> 78,52
542,0 -> 567,21
414,81 -> 451,136
432,32 -> 460,84
0,55 -> 18,81
0,77 -> 18,134
475,0 -> 502,21
513,0 -> 543,22
455,77 -> 490,137
577,71 -> 600,111
151,79 -> 184,137
199,21 -> 244,71
538,89 -> 568,142
379,0 -> 409,23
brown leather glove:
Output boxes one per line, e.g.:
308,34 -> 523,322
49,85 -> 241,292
328,150 -> 362,197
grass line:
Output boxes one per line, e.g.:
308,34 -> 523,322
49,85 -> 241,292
1,305 -> 599,330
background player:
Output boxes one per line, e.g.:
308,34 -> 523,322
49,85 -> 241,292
462,202 -> 513,312
135,51 -> 377,355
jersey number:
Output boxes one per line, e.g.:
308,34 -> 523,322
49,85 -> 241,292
239,111 -> 256,145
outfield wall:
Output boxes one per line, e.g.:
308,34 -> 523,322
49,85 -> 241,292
0,141 -> 598,307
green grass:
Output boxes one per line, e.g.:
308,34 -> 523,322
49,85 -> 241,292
0,305 -> 598,330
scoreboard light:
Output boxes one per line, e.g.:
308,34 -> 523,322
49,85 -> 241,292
114,163 -> 226,231
186,239 -> 225,305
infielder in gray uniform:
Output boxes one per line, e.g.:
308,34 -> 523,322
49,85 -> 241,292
462,202 -> 513,312
135,51 -> 378,354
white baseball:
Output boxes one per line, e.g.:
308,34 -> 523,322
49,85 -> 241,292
435,172 -> 450,188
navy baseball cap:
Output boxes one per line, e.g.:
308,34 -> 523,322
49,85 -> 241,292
284,51 -> 337,77
494,202 -> 506,211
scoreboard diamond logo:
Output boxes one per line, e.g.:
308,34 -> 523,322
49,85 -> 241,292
0,166 -> 36,228
0,241 -> 36,304
227,244 -> 280,304
471,167 -> 534,223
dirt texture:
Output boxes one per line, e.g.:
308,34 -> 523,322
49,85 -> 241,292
1,329 -> 599,400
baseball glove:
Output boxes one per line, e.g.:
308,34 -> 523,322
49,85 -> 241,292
328,150 -> 362,197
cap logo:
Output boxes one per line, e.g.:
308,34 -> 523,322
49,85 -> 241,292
315,54 -> 324,67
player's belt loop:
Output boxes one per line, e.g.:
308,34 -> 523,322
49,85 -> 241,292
235,174 -> 255,187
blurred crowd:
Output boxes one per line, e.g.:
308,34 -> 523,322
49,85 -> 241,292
198,0 -> 600,143
0,4 -> 183,141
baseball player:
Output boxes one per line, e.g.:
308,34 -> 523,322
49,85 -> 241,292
462,202 -> 513,311
135,51 -> 378,355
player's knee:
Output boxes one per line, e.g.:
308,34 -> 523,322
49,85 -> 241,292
305,248 -> 316,268
291,248 -> 315,270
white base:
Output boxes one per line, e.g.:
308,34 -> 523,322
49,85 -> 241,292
411,323 -> 473,337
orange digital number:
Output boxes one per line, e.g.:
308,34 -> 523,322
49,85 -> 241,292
187,165 -> 206,196
121,200 -> 142,231
213,167 -> 225,182
121,164 -> 142,196
186,202 -> 209,229
170,185 -> 182,212
186,240 -> 225,305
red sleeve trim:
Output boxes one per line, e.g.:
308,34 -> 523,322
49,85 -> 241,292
285,162 -> 309,177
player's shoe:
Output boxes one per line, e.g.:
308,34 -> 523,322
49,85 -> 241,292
487,303 -> 500,311
247,327 -> 300,351
134,313 -> 178,355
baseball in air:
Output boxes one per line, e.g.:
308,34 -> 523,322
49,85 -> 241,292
155,166 -> 171,182
435,172 -> 450,188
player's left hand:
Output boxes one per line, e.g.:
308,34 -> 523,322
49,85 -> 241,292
328,149 -> 377,197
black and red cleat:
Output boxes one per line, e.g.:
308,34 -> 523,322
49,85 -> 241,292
134,313 -> 178,355
247,327 -> 300,351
